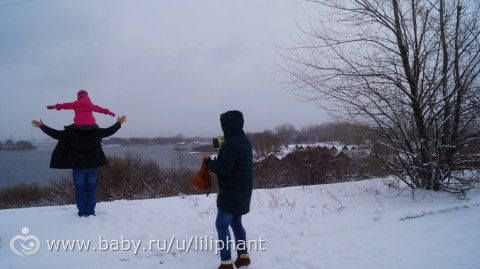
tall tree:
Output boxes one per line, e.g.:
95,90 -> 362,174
282,0 -> 480,193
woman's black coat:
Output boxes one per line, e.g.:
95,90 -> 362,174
40,123 -> 121,169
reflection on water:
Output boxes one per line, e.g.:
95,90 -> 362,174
0,143 -> 204,189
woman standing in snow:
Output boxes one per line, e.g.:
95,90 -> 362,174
31,115 -> 127,217
205,110 -> 253,269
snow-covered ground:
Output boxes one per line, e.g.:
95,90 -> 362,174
1,178 -> 479,269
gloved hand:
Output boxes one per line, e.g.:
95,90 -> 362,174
47,105 -> 56,110
108,112 -> 116,117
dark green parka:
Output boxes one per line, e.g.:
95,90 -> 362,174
207,111 -> 253,215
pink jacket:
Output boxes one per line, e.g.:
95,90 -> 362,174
48,95 -> 115,125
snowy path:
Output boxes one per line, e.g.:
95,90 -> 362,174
1,178 -> 479,269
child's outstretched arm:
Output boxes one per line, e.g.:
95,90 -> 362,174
92,104 -> 115,116
47,102 -> 77,110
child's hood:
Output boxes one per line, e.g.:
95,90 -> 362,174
77,95 -> 93,106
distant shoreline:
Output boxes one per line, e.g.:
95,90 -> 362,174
0,140 -> 37,152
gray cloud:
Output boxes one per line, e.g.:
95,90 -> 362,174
0,0 -> 328,140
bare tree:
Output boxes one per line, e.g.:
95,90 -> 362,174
275,124 -> 298,145
282,0 -> 480,193
247,130 -> 281,157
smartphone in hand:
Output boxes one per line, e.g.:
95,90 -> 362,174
213,138 -> 219,150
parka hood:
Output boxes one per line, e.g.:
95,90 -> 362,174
220,110 -> 244,139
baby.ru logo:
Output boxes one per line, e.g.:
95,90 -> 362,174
10,227 -> 41,256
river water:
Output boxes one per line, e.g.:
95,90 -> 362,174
0,143 -> 205,189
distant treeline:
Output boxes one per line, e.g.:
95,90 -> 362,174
103,122 -> 480,156
0,140 -> 36,151
247,122 -> 376,156
103,136 -> 210,146
103,122 -> 376,153
189,122 -> 375,154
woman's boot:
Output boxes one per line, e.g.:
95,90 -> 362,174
235,254 -> 251,268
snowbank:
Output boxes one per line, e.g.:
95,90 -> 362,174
1,178 -> 479,269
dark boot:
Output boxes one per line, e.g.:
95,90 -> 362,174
218,262 -> 234,269
235,254 -> 251,268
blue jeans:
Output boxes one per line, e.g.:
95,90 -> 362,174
215,209 -> 247,261
72,168 -> 98,216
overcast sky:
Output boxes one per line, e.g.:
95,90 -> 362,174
0,0 -> 328,140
